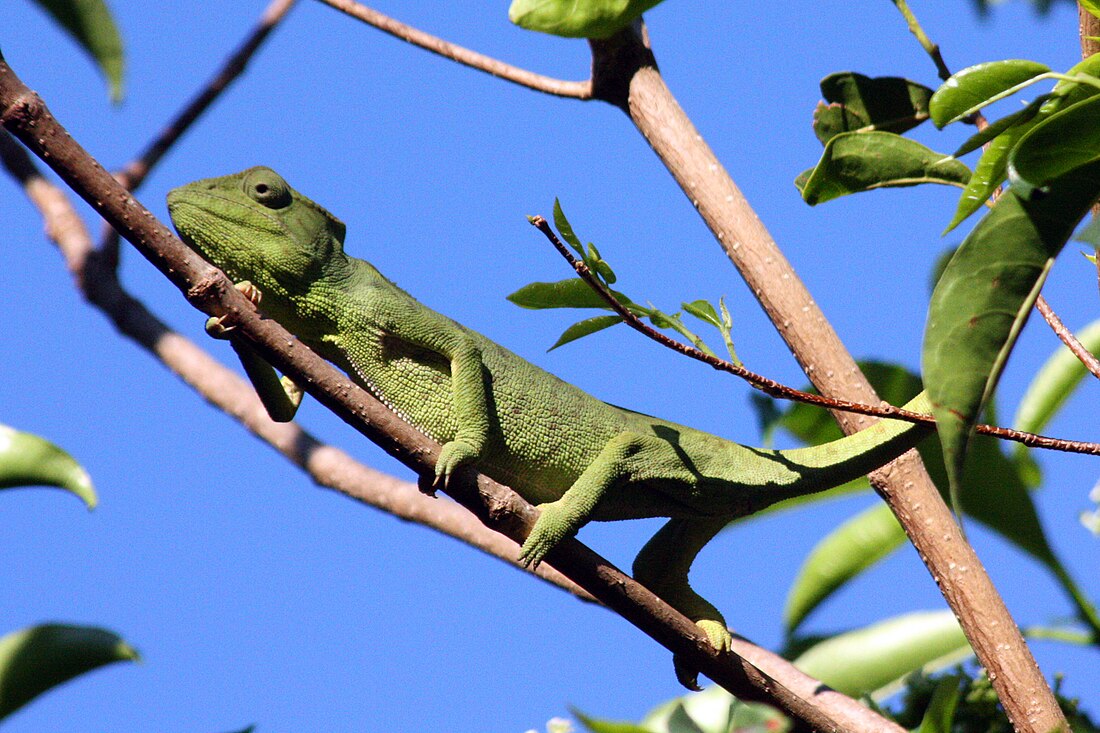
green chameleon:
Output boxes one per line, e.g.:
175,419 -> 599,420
167,166 -> 932,686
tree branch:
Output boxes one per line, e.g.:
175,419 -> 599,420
530,215 -> 1100,457
0,56 -> 905,733
116,0 -> 299,192
583,25 -> 1066,733
314,0 -> 592,99
1036,294 -> 1100,382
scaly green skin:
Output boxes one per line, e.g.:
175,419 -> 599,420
167,167 -> 933,684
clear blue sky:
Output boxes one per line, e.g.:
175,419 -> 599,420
3,2 -> 1098,731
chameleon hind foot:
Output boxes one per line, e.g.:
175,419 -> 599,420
433,439 -> 480,490
673,619 -> 732,690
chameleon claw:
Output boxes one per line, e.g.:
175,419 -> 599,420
516,541 -> 543,570
673,655 -> 704,691
235,280 -> 262,305
204,314 -> 236,339
417,473 -> 438,496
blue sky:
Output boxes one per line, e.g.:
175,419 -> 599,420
2,1 -> 1098,730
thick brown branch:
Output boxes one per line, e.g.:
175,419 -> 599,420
585,26 -> 1067,733
314,0 -> 592,99
529,216 -> 1100,457
0,56 -> 902,733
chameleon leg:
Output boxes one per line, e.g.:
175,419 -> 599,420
518,431 -> 664,569
204,281 -> 303,423
633,516 -> 731,689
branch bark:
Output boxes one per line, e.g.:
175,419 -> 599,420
0,56 -> 905,733
586,26 -> 1066,733
1037,295 -> 1100,382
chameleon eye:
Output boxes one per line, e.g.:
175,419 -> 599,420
243,168 -> 292,209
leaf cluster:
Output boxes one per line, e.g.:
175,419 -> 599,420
509,202 -> 738,360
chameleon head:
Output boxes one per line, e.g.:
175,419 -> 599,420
166,166 -> 348,305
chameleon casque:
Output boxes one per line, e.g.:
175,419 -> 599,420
167,166 -> 932,685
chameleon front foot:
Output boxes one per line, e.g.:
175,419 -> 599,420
204,281 -> 263,339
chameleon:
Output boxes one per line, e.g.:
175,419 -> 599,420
167,166 -> 933,686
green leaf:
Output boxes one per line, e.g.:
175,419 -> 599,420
942,128 -> 1020,234
549,315 -> 623,350
0,424 -> 96,509
783,503 -> 905,634
1081,0 -> 1100,19
0,623 -> 139,720
813,72 -> 934,145
646,309 -> 676,330
761,360 -> 1096,634
584,242 -> 619,284
507,279 -> 617,310
1083,487 -> 1100,536
950,94 -> 1052,158
797,132 -> 969,206
923,160 -> 1100,526
1009,95 -> 1100,194
681,300 -> 720,328
32,0 -> 125,102
552,199 -> 584,256
1013,318 -> 1100,438
793,611 -> 971,699
1078,215 -> 1100,248
929,59 -> 1050,127
793,168 -> 812,192
592,258 -> 617,285
1056,54 -> 1100,103
576,686 -> 788,733
915,676 -> 963,733
509,0 -> 665,39
942,66 -> 1100,234
573,709 -> 650,733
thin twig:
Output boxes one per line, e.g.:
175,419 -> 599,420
1036,296 -> 1100,381
0,57 -> 905,733
891,0 -> 951,81
99,0 -> 300,263
116,0 -> 297,191
529,215 -> 1100,456
314,0 -> 592,99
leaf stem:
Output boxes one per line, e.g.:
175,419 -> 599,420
890,0 -> 952,81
